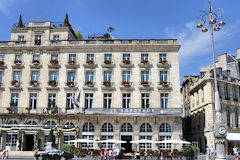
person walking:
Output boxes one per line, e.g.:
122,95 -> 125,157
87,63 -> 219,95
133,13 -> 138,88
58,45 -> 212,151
234,146 -> 238,157
206,146 -> 210,160
1,147 -> 6,160
5,151 -> 8,160
100,151 -> 104,160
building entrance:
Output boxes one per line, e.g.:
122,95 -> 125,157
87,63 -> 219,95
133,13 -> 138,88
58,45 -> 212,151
24,135 -> 34,151
121,136 -> 132,153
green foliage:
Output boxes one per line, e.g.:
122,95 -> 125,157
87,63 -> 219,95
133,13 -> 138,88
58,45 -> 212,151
64,13 -> 70,26
47,129 -> 56,148
182,146 -> 198,159
62,144 -> 76,154
75,28 -> 83,39
103,33 -> 110,39
107,27 -> 115,33
18,14 -> 24,28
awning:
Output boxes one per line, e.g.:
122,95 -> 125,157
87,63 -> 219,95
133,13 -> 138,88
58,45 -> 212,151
227,133 -> 240,141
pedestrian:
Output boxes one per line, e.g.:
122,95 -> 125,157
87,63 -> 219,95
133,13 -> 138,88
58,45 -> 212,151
1,147 -> 6,160
5,150 -> 8,160
210,146 -> 215,159
234,146 -> 237,156
113,149 -> 117,160
206,146 -> 210,160
109,149 -> 112,160
236,150 -> 239,160
34,149 -> 39,160
100,151 -> 104,160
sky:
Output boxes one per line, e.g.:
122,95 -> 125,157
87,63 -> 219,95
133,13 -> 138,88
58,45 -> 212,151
0,0 -> 240,82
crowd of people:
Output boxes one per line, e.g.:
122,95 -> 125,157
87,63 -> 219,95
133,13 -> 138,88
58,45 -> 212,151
233,146 -> 240,160
100,148 -> 120,160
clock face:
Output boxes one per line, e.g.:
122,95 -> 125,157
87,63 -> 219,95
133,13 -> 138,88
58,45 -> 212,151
218,126 -> 227,135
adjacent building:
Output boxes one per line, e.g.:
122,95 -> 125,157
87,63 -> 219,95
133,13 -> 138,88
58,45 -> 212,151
0,16 -> 182,151
182,49 -> 240,153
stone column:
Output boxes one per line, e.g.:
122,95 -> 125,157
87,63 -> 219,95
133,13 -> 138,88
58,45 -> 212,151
114,125 -> 121,149
94,126 -> 101,150
133,124 -> 139,151
152,124 -> 159,151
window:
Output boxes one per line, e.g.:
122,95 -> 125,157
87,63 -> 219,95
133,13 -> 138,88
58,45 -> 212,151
53,35 -> 59,41
66,93 -> 75,109
235,110 -> 239,128
159,123 -> 172,149
104,71 -> 112,82
6,134 -> 17,150
11,93 -> 19,113
49,72 -> 57,81
233,88 -> 238,101
101,123 -> 114,149
35,35 -> 41,45
29,93 -> 37,109
15,55 -> 22,61
48,93 -> 56,107
103,93 -> 112,109
69,54 -> 76,62
141,71 -> 149,82
218,85 -> 222,99
226,109 -> 231,127
18,35 -> 24,41
87,54 -> 94,61
142,93 -> 150,108
160,71 -> 168,82
51,54 -> 58,60
161,93 -> 169,109
7,120 -> 18,125
31,72 -> 39,81
224,86 -> 230,100
121,123 -> 133,132
83,122 -> 94,132
27,120 -> 37,125
64,135 -> 75,145
122,71 -> 130,82
140,123 -> 152,150
159,54 -> 167,61
0,72 -> 2,84
67,72 -> 75,82
141,54 -> 148,61
0,55 -> 4,61
123,54 -> 130,61
86,72 -> 94,82
104,54 -> 112,61
102,122 -> 113,132
122,94 -> 131,108
65,122 -> 75,129
33,55 -> 40,61
13,71 -> 21,81
85,93 -> 93,109
45,120 -> 56,128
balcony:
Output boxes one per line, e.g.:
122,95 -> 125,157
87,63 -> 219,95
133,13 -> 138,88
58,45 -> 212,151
139,81 -> 152,90
11,80 -> 20,87
65,60 -> 79,69
102,81 -> 115,90
82,81 -> 97,90
12,60 -> 24,69
30,80 -> 39,87
84,108 -> 182,116
101,61 -> 115,68
120,60 -> 134,68
30,60 -> 42,69
0,60 -> 6,69
66,81 -> 76,87
157,81 -> 172,90
138,60 -> 152,68
48,59 -> 60,69
83,60 -> 97,68
157,61 -> 171,69
48,80 -> 57,87
120,81 -> 134,91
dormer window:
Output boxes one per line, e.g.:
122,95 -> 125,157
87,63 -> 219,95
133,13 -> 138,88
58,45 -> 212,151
18,36 -> 24,41
15,55 -> 22,64
53,35 -> 59,41
141,54 -> 148,63
35,35 -> 41,45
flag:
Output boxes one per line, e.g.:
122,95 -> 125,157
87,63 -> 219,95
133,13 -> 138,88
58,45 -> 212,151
77,89 -> 81,103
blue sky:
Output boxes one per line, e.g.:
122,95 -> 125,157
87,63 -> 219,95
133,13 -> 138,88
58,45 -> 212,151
0,0 -> 240,82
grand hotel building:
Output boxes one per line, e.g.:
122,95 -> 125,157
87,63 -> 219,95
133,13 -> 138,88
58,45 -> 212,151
0,19 -> 182,151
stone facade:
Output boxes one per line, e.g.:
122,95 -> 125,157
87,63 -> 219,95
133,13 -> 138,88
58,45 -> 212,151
0,20 -> 182,152
182,51 -> 240,153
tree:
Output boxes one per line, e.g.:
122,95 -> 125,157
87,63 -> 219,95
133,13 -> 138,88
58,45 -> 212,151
107,27 -> 115,33
182,146 -> 198,160
64,13 -> 70,26
17,14 -> 24,28
47,129 -> 56,148
75,28 -> 83,39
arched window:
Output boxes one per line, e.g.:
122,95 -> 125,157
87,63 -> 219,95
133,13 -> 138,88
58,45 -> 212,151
7,120 -> 18,125
65,122 -> 75,129
139,123 -> 152,150
27,120 -> 37,125
140,123 -> 152,132
160,123 -> 171,132
82,122 -> 94,132
101,122 -> 114,149
45,120 -> 56,128
102,123 -> 113,132
121,123 -> 133,132
159,123 -> 172,149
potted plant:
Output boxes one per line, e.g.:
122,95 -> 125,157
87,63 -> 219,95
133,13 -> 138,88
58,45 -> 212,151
103,80 -> 111,86
123,59 -> 130,64
7,107 -> 13,112
160,81 -> 168,85
67,81 -> 74,86
12,80 -> 18,85
14,59 -> 22,64
25,106 -> 32,113
182,146 -> 198,160
141,81 -> 149,85
86,60 -> 94,64
48,80 -> 57,86
145,103 -> 150,108
50,59 -> 58,64
68,60 -> 75,64
160,60 -> 168,63
31,80 -> 38,86
46,106 -> 53,114
32,59 -> 40,64
50,101 -> 55,107
85,81 -> 93,86
0,60 -> 4,65
141,59 -> 148,64
122,81 -> 130,85
104,60 -> 111,64
10,101 -> 15,106
65,107 -> 72,110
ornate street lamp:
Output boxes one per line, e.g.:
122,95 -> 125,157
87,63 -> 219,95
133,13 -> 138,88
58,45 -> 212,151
196,1 -> 227,160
